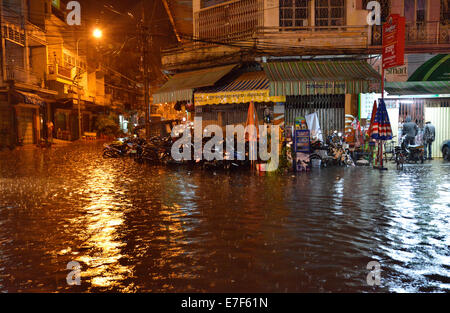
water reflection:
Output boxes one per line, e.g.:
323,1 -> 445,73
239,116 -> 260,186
0,143 -> 449,292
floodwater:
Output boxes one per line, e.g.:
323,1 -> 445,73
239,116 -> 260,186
0,142 -> 449,293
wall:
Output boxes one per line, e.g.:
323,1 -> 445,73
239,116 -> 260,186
346,0 -> 369,26
424,107 -> 450,158
27,0 -> 49,29
263,0 -> 278,27
30,45 -> 47,81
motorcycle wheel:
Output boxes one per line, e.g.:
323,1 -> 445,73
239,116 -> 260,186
396,154 -> 404,170
443,146 -> 450,161
142,149 -> 159,163
103,150 -> 116,158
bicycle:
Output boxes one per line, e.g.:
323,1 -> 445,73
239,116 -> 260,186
383,136 -> 397,163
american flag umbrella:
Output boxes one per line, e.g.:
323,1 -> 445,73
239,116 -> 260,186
367,100 -> 377,138
370,98 -> 392,141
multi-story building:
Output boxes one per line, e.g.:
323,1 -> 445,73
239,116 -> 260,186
0,0 -> 142,147
154,0 -> 450,148
0,0 -> 57,147
45,0 -> 108,141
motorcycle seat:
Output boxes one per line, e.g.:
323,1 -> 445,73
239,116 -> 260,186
408,144 -> 423,149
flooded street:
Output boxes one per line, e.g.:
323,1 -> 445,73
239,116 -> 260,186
0,142 -> 449,293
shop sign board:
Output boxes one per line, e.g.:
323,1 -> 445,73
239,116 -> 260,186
294,129 -> 310,153
382,14 -> 405,70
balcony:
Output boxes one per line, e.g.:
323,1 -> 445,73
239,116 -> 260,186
162,24 -> 371,70
6,65 -> 41,86
369,21 -> 450,51
162,19 -> 450,71
48,64 -> 74,82
26,22 -> 47,46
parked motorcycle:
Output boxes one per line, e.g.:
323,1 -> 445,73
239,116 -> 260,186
309,131 -> 354,167
395,135 -> 424,167
103,136 -> 142,159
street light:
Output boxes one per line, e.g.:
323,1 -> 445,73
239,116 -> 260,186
76,30 -> 102,139
93,28 -> 103,39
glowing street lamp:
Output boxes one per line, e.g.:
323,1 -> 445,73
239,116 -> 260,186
93,28 -> 103,39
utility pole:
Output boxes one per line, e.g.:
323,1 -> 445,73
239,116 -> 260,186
141,0 -> 150,126
76,38 -> 82,140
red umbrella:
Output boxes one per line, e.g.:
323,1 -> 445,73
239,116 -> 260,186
245,101 -> 259,166
367,100 -> 377,138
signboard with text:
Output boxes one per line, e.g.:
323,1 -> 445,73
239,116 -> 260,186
382,14 -> 405,70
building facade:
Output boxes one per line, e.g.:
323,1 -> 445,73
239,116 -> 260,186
0,0 -> 143,147
154,0 -> 449,144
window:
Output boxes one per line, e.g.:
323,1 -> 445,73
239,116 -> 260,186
441,0 -> 449,23
404,0 -> 426,23
280,0 -> 309,28
315,0 -> 345,26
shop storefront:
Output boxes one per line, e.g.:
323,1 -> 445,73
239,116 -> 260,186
8,89 -> 48,145
262,59 -> 381,137
194,70 -> 285,128
383,54 -> 450,158
152,64 -> 239,124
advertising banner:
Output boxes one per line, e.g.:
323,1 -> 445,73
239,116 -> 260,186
194,90 -> 285,106
382,14 -> 406,70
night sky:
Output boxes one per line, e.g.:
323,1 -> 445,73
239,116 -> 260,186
77,0 -> 177,84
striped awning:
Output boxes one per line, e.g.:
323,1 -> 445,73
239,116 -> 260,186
263,60 -> 381,96
152,64 -> 237,104
194,71 -> 285,105
11,90 -> 46,106
385,81 -> 450,95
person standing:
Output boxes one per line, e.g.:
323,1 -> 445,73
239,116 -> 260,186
423,121 -> 436,160
402,116 -> 418,146
47,121 -> 54,144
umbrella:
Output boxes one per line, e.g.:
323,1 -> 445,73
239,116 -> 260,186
367,100 -> 377,138
245,101 -> 259,166
370,98 -> 392,141
371,98 -> 392,169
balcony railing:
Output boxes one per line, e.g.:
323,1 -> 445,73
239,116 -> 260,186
26,22 -> 47,45
48,64 -> 73,79
195,0 -> 264,42
369,21 -> 450,46
6,65 -> 41,86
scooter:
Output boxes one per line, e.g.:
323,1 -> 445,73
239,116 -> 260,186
400,135 -> 424,164
103,137 -> 137,158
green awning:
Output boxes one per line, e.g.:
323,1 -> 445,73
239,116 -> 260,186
385,81 -> 450,95
384,54 -> 450,95
152,64 -> 237,104
408,54 -> 450,82
263,60 -> 381,96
